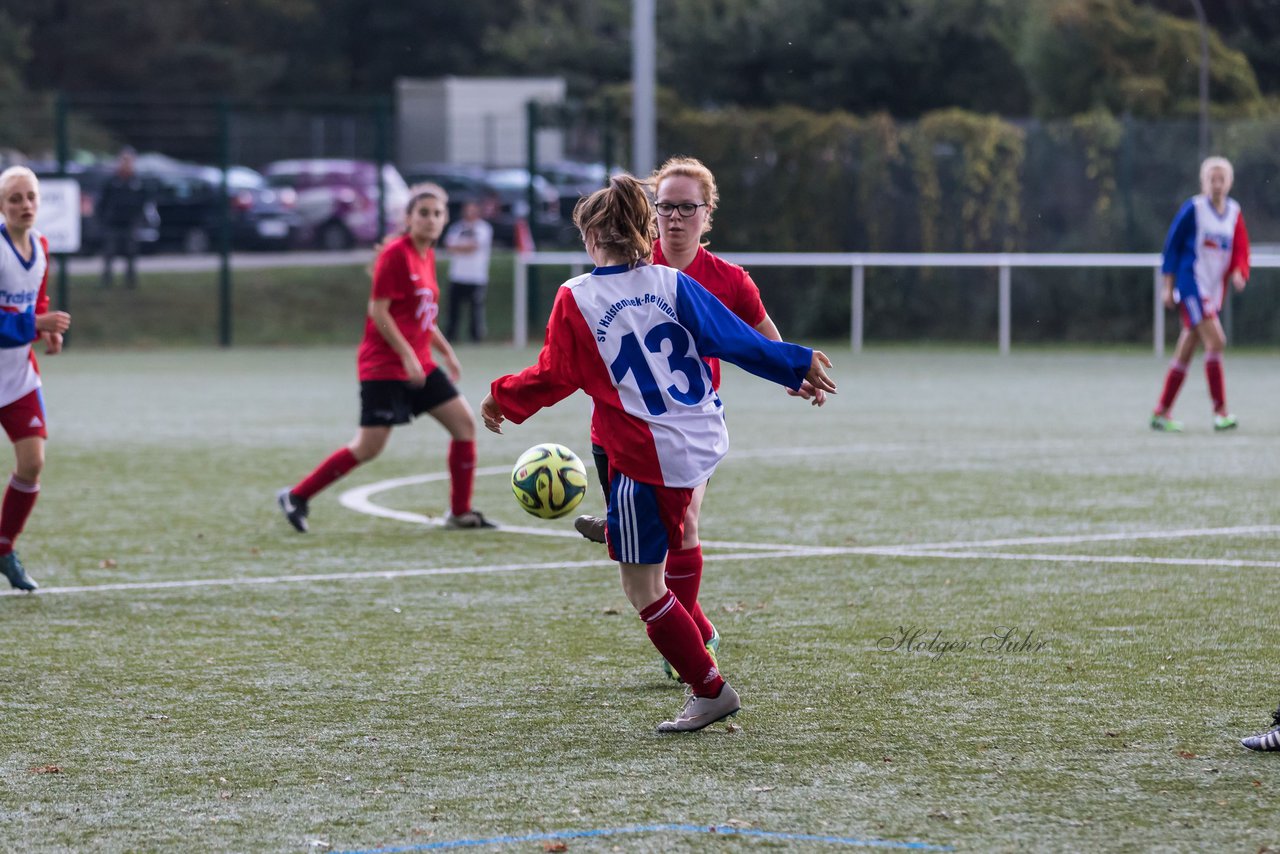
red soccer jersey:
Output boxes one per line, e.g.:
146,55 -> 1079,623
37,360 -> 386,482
653,240 -> 766,390
356,235 -> 440,381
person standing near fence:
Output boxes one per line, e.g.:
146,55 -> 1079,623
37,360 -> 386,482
573,156 -> 826,682
480,174 -> 836,730
0,167 -> 73,591
276,183 -> 495,533
97,148 -> 151,290
1150,156 -> 1249,433
443,200 -> 493,343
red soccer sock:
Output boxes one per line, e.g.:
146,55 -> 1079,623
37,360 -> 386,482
293,447 -> 359,500
639,590 -> 724,697
1156,360 -> 1188,414
665,545 -> 714,643
0,474 -> 39,554
1205,352 -> 1226,414
448,440 -> 477,515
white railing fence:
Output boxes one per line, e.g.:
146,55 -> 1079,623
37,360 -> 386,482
513,252 -> 1280,357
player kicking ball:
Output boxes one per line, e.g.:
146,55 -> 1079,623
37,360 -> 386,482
480,175 -> 836,732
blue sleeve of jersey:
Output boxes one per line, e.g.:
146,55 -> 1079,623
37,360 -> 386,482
1161,200 -> 1196,275
0,307 -> 36,348
675,271 -> 810,390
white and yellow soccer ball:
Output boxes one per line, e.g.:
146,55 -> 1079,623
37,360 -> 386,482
511,443 -> 590,520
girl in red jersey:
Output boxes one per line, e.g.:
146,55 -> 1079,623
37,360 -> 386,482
574,157 -> 825,680
0,167 -> 72,591
277,184 -> 494,532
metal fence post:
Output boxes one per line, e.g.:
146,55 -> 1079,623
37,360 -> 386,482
998,262 -> 1011,355
217,100 -> 233,348
851,263 -> 864,353
375,98 -> 390,242
54,92 -> 71,323
1153,266 -> 1165,358
514,255 -> 529,349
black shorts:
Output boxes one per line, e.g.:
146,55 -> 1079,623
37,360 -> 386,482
360,369 -> 459,427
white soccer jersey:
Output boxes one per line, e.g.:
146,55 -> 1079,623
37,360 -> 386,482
1161,194 -> 1250,312
0,226 -> 48,408
492,262 -> 811,487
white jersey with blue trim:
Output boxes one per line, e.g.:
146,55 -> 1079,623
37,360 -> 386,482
0,226 -> 46,408
565,262 -> 809,487
1162,194 -> 1242,311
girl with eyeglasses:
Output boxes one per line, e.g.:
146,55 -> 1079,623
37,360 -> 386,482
575,156 -> 826,682
480,174 -> 835,730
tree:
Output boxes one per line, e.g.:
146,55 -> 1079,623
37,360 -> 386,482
1019,0 -> 1263,118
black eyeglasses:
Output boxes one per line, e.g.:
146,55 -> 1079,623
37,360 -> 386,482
655,202 -> 707,218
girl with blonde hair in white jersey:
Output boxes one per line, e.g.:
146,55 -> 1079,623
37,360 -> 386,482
1150,156 -> 1249,432
0,166 -> 72,591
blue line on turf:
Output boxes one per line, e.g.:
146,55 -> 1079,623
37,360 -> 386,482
332,823 -> 954,852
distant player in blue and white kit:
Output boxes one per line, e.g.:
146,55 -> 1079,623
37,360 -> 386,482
481,175 -> 836,732
0,167 -> 72,592
1150,156 -> 1250,432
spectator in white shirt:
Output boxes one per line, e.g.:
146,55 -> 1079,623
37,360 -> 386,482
443,200 -> 493,342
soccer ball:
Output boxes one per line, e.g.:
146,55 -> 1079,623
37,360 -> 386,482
511,443 -> 589,520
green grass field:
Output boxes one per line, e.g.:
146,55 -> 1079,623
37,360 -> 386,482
2,345 -> 1279,852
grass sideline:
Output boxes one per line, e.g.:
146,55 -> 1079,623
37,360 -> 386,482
57,251 -> 579,349
2,346 -> 1279,852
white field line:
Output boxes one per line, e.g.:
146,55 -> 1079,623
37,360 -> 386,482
0,548 -> 836,598
883,549 -> 1280,570
873,524 -> 1280,553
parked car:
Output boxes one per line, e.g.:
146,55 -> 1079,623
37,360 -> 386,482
262,159 -> 410,250
32,156 -> 301,254
142,161 -> 302,254
537,161 -> 613,220
399,163 -> 502,227
402,163 -> 561,246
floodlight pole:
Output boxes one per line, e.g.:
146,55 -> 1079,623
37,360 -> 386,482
1190,0 -> 1209,159
632,0 -> 656,175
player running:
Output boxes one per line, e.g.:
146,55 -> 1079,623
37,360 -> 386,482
276,183 -> 494,533
1150,156 -> 1249,433
0,167 -> 72,591
480,174 -> 836,732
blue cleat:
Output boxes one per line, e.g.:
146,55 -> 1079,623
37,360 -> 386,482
0,550 -> 37,591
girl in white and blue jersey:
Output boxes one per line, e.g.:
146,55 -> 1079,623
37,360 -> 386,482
0,166 -> 72,592
1151,156 -> 1250,432
481,175 -> 836,733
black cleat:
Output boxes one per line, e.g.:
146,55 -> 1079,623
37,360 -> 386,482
443,510 -> 498,529
276,488 -> 309,533
573,514 -> 607,544
1241,705 -> 1280,752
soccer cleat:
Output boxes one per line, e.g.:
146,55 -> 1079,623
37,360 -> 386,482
663,624 -> 720,682
443,510 -> 498,529
573,514 -> 606,544
1150,413 -> 1184,433
1241,706 -> 1280,752
276,488 -> 309,533
1213,413 -> 1239,431
657,683 -> 740,733
0,550 -> 37,592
